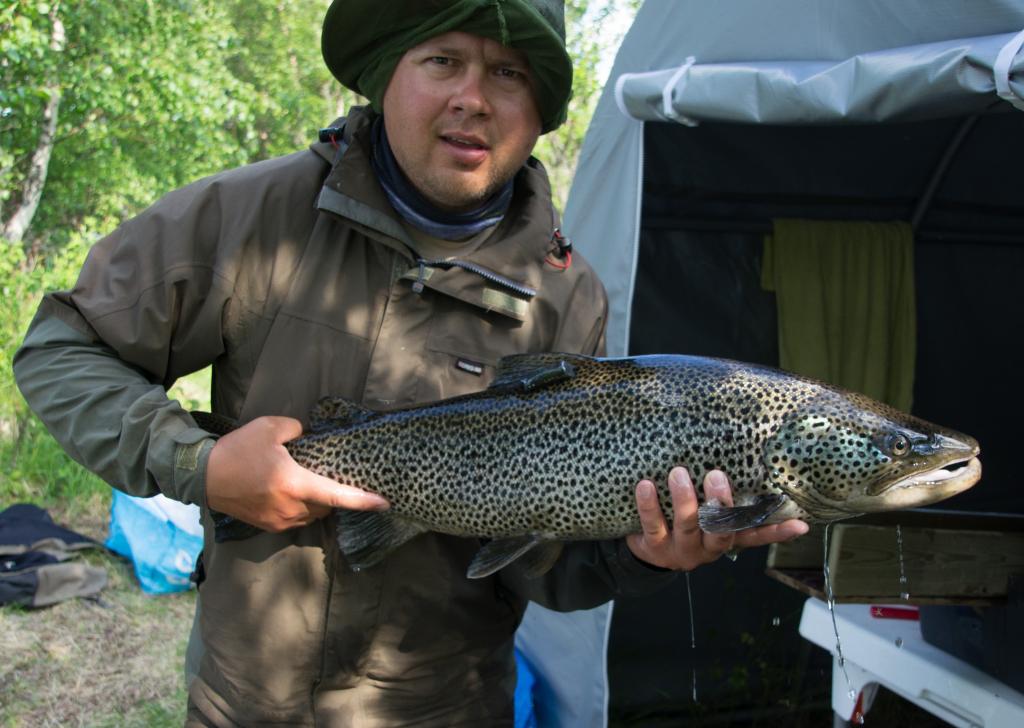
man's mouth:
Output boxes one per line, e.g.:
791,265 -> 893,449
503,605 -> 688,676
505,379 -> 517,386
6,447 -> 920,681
441,134 -> 488,150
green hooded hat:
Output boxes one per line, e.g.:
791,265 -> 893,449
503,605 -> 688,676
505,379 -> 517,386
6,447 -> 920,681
321,0 -> 572,133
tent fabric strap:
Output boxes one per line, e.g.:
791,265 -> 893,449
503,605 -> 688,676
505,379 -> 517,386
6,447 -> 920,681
910,114 -> 980,231
660,57 -> 698,126
995,27 -> 1024,111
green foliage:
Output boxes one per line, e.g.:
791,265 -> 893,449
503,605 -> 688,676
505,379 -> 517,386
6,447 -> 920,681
535,0 -> 639,210
0,0 -> 638,502
1,0 -> 361,252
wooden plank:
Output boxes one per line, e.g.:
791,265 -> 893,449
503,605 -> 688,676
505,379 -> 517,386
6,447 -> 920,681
829,524 -> 1024,601
764,511 -> 1024,605
763,568 -> 1000,606
766,526 -> 824,570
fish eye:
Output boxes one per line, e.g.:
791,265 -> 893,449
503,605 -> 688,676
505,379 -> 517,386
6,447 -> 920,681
888,433 -> 910,457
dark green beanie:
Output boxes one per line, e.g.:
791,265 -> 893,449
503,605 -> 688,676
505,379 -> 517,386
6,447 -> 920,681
321,0 -> 572,133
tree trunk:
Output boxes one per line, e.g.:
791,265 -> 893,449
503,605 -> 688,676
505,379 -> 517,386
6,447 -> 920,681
2,12 -> 65,246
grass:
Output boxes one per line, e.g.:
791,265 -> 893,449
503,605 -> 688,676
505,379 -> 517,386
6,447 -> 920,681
0,549 -> 195,727
0,370 -> 210,727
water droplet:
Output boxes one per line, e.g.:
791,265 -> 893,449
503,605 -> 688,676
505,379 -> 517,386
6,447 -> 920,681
895,637 -> 904,648
824,523 -> 856,699
772,616 -> 781,627
685,572 -> 698,703
848,689 -> 857,701
895,524 -> 910,599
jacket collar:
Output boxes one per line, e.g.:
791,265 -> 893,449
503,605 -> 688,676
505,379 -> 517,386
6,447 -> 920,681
313,107 -> 560,322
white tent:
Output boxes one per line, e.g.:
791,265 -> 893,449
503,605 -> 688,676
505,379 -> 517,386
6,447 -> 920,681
518,1 -> 1024,724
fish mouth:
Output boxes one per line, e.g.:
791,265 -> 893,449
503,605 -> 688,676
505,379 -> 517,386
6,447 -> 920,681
871,456 -> 982,508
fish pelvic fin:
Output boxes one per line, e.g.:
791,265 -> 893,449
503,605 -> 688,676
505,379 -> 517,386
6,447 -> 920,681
488,353 -> 591,393
516,541 -> 565,578
697,493 -> 788,533
467,536 -> 564,579
336,510 -> 428,572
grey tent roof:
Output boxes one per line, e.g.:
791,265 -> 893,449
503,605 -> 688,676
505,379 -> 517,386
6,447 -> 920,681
563,0 -> 1024,355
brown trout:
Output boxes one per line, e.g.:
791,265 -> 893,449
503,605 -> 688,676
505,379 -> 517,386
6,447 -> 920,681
202,353 -> 980,578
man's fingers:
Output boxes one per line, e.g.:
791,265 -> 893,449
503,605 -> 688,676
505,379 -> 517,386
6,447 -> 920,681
635,481 -> 668,541
703,469 -> 733,508
290,471 -> 390,511
668,468 -> 699,536
733,519 -> 809,549
699,470 -> 735,554
258,415 -> 306,444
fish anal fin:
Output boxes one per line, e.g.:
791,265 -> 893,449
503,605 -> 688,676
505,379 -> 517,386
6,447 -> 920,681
517,541 -> 564,578
697,493 -> 788,533
489,353 -> 590,393
336,510 -> 427,572
468,535 -> 546,579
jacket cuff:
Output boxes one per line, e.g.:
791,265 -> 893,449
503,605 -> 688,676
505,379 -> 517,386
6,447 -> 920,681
169,428 -> 217,507
601,538 -> 678,594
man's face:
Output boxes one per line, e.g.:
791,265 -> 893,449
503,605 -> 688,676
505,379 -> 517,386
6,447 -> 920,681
381,31 -> 543,213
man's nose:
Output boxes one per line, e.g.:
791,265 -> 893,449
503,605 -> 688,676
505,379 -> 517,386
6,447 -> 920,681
448,68 -> 491,116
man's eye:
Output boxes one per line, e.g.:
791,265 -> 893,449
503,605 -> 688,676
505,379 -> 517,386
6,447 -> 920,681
497,67 -> 524,80
429,56 -> 452,66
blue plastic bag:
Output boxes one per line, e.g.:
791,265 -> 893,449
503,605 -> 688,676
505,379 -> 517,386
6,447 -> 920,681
514,647 -> 538,728
105,491 -> 203,594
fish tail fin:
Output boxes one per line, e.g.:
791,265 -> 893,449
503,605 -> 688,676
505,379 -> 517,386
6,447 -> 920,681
336,509 -> 428,572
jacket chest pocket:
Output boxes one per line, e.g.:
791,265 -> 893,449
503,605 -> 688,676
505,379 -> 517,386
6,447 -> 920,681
423,295 -> 547,400
238,313 -> 374,424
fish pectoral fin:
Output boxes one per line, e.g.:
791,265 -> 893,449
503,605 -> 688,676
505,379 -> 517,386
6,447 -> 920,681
516,541 -> 565,579
336,510 -> 428,572
467,535 -> 550,579
489,353 -> 590,393
697,493 -> 788,533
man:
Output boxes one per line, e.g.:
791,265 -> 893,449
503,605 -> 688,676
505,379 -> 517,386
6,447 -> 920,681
14,1 -> 807,725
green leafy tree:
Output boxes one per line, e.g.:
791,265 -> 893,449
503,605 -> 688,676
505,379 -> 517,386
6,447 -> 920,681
1,0 -> 360,253
0,0 -> 638,501
536,0 -> 640,211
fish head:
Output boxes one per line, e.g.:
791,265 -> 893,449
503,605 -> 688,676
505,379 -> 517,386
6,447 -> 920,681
764,394 -> 981,519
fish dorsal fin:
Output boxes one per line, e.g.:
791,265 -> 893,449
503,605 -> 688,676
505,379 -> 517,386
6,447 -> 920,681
467,535 -> 547,578
488,353 -> 590,393
336,510 -> 428,572
309,396 -> 377,431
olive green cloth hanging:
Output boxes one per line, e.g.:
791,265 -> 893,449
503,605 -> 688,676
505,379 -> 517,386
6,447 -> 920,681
762,219 -> 916,412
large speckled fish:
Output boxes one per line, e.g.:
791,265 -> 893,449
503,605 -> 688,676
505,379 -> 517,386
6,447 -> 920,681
202,353 -> 981,578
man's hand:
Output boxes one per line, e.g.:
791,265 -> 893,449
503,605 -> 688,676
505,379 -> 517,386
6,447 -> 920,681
626,467 -> 808,571
205,416 -> 389,533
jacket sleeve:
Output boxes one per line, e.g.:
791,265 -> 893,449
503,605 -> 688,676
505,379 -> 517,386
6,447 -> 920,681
498,263 -> 678,610
12,175 -> 239,506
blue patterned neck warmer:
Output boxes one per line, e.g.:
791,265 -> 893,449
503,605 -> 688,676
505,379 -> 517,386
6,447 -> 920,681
370,117 -> 514,241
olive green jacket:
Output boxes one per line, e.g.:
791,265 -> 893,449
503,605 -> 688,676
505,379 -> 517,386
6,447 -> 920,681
14,107 -> 673,727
